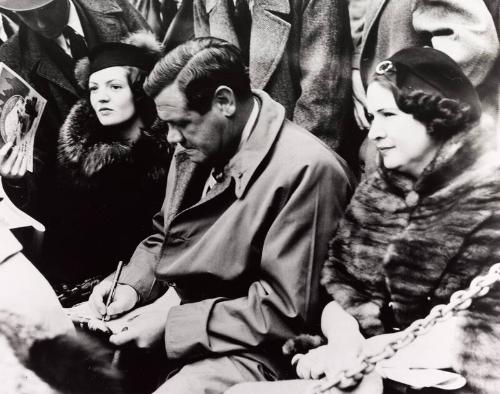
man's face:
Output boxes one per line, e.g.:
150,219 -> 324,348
155,83 -> 236,166
16,0 -> 70,39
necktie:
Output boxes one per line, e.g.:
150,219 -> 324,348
231,0 -> 252,64
63,26 -> 88,60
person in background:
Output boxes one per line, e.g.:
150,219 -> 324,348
352,0 -> 499,175
227,47 -> 500,394
42,31 -> 170,306
193,0 -> 353,155
0,0 -> 148,225
88,37 -> 354,394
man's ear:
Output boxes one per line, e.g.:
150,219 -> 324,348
212,86 -> 236,117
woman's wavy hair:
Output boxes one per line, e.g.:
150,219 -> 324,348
125,66 -> 157,127
372,74 -> 477,141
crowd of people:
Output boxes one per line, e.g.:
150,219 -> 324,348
0,0 -> 499,393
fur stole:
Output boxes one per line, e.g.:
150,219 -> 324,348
0,310 -> 124,394
57,99 -> 171,192
322,124 -> 500,337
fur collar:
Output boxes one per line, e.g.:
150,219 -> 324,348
323,123 -> 500,336
57,99 -> 170,187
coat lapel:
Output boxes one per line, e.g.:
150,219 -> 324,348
21,31 -> 79,97
201,0 -> 291,89
164,151 -> 208,228
359,0 -> 387,68
249,0 -> 291,89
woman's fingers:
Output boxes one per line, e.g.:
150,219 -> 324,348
10,149 -> 26,178
1,145 -> 20,177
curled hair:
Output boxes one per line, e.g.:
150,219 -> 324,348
372,75 -> 476,141
125,66 -> 157,127
144,37 -> 251,114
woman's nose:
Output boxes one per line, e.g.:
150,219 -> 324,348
367,118 -> 385,141
95,90 -> 110,103
167,127 -> 184,144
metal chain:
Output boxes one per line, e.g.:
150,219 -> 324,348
309,262 -> 500,394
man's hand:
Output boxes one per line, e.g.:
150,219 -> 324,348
0,141 -> 28,179
88,281 -> 138,319
109,308 -> 169,348
352,69 -> 371,130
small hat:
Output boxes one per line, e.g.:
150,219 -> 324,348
74,31 -> 163,90
88,42 -> 159,75
374,47 -> 481,122
0,0 -> 53,11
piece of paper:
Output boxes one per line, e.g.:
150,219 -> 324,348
379,367 -> 466,390
0,62 -> 47,172
65,288 -> 181,335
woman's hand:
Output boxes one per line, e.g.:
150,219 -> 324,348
293,343 -> 357,381
88,281 -> 138,319
376,318 -> 457,370
0,141 -> 28,179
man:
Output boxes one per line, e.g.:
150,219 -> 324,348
89,37 -> 354,393
351,0 -> 499,174
192,0 -> 352,152
0,0 -> 148,218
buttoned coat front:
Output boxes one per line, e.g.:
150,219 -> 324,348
119,90 -> 353,376
192,0 -> 352,151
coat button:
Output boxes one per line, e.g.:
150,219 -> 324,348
166,281 -> 176,287
405,191 -> 419,207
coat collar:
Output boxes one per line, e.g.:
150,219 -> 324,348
58,99 -> 171,180
379,121 -> 498,199
204,0 -> 291,89
170,89 -> 285,209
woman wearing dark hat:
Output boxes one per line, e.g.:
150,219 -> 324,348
226,47 -> 500,394
42,31 -> 171,305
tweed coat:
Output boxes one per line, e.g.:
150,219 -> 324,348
193,0 -> 352,151
354,0 -> 499,88
39,99 -> 170,288
322,124 -> 500,393
0,0 -> 148,219
118,90 -> 353,377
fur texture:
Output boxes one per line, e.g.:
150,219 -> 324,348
0,311 -> 124,394
57,99 -> 170,186
43,98 -> 171,287
321,123 -> 500,392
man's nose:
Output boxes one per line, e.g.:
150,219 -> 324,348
167,127 -> 184,144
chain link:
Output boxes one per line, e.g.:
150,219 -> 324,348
308,263 -> 500,394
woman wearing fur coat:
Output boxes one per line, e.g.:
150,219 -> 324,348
227,48 -> 500,394
41,32 -> 171,304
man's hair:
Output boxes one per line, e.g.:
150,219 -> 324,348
372,75 -> 476,141
144,37 -> 252,114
